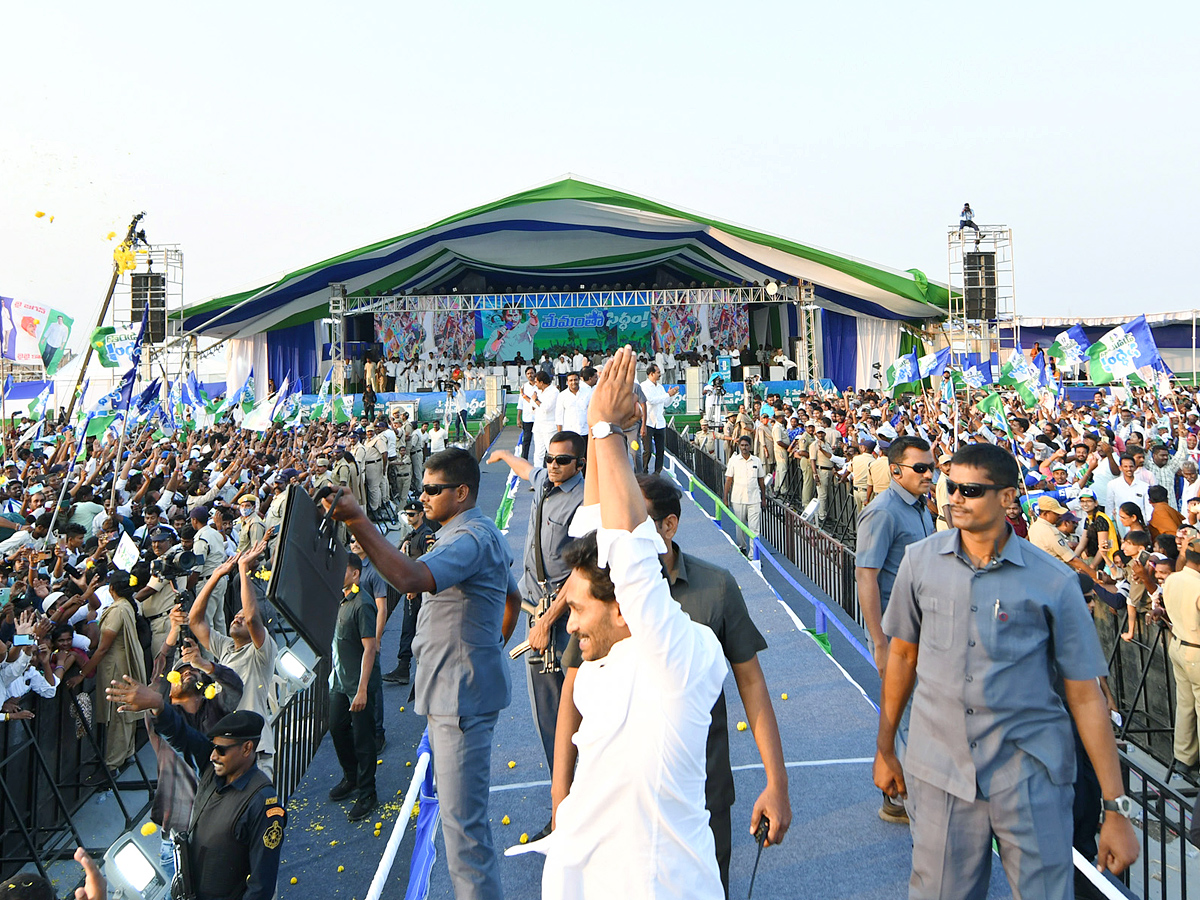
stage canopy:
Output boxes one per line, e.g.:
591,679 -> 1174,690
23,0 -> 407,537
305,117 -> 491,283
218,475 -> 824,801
179,178 -> 948,339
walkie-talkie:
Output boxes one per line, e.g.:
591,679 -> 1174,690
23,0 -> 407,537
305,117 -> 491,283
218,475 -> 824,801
747,815 -> 770,900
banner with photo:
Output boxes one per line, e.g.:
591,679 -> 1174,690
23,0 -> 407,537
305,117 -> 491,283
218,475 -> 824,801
476,294 -> 652,361
650,292 -> 749,356
1,296 -> 73,371
376,308 -> 475,360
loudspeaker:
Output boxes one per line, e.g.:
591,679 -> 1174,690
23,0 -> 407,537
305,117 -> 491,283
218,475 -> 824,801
131,273 -> 167,343
964,252 -> 996,320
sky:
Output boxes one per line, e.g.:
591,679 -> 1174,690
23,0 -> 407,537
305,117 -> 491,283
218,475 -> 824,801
3,1 -> 1198,356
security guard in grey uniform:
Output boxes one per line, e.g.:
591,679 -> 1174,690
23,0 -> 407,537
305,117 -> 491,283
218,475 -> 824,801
323,448 -> 522,900
154,708 -> 285,900
486,430 -> 585,834
874,443 -> 1138,898
383,499 -> 439,685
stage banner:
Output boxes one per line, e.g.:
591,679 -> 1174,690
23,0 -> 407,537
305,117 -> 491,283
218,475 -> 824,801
477,294 -> 652,361
376,307 -> 475,361
650,291 -> 749,356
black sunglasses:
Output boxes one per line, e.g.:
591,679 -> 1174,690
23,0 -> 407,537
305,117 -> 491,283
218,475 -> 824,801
544,454 -> 578,466
211,742 -> 241,756
421,482 -> 463,496
404,510 -> 421,516
896,463 -> 934,475
945,479 -> 1005,499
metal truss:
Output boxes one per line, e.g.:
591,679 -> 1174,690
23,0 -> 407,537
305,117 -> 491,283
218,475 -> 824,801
946,225 -> 1018,366
343,284 -> 799,317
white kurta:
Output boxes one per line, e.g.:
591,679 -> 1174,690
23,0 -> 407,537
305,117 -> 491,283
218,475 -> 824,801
510,507 -> 726,899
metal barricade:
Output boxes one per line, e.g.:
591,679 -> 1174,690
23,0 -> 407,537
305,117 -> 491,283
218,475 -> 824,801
1121,750 -> 1199,899
1,687 -> 153,879
471,412 -> 505,462
271,657 -> 333,803
760,497 -> 861,628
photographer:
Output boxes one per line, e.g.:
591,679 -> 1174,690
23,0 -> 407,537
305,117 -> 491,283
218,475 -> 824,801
188,537 -> 278,777
135,527 -> 190,657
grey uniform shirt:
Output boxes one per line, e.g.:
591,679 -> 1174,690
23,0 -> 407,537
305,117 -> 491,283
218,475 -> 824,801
855,480 -> 933,613
523,467 -> 584,597
882,528 -> 1107,802
414,506 -> 520,717
208,630 -> 277,757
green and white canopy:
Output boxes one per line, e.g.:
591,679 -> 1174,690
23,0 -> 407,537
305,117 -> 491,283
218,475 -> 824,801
181,178 -> 948,337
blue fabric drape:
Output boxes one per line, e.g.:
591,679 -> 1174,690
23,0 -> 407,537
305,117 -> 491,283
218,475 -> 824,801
266,322 -> 319,393
821,309 -> 858,389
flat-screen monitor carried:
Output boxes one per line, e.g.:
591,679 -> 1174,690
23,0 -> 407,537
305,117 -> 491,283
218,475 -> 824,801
266,486 -> 346,654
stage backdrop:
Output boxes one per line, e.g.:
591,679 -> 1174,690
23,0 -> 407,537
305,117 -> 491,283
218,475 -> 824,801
374,291 -> 748,362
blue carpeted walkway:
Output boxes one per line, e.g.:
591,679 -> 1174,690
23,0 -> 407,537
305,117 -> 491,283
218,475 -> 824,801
274,430 -> 1012,899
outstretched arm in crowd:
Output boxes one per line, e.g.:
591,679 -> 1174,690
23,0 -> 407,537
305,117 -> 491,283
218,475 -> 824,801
486,448 -> 535,482
323,491 -> 436,595
238,537 -> 269,649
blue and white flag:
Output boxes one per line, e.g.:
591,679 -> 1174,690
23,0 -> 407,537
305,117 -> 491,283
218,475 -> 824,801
404,729 -> 440,900
1047,325 -> 1091,368
884,350 -> 920,393
1087,315 -> 1163,385
962,360 -> 994,389
134,378 -> 161,415
918,346 -> 953,379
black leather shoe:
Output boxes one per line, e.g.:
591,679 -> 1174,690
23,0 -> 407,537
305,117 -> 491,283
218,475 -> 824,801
348,793 -> 377,822
382,667 -> 409,685
329,778 -> 356,802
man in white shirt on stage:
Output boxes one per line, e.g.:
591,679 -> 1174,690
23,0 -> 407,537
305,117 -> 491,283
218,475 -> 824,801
520,366 -> 538,461
640,363 -> 679,475
556,372 -> 590,436
531,370 -> 560,467
511,345 -> 727,900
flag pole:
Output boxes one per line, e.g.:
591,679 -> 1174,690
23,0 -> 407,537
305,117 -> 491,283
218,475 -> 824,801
64,212 -> 145,426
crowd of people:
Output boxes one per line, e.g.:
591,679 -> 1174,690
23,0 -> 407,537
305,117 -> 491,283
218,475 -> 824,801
4,335 -> 1182,898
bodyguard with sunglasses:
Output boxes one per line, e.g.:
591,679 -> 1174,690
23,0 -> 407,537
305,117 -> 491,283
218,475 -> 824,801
854,434 -> 934,825
875,443 -> 1138,898
487,430 -> 585,833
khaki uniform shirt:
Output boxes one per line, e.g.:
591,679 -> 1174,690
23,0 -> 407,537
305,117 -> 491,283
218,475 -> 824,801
1164,567 -> 1200,645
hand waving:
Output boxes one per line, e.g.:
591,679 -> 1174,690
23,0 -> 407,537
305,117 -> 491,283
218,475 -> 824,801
587,346 -> 639,432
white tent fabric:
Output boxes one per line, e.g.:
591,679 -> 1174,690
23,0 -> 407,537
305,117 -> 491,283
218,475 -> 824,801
855,319 -> 902,391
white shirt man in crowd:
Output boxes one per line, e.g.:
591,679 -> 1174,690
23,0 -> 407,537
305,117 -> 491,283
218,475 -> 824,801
531,371 -> 560,465
1107,453 -> 1152,536
724,436 -> 765,555
556,373 -> 590,436
516,345 -> 727,899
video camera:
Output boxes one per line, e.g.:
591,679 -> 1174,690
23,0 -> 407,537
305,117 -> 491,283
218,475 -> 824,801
150,549 -> 203,583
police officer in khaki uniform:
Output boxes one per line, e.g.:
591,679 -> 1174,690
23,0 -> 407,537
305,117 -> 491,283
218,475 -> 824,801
1163,542 -> 1200,775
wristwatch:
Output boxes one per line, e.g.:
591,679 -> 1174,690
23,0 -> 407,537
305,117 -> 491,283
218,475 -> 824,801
590,422 -> 626,440
1102,795 -> 1134,819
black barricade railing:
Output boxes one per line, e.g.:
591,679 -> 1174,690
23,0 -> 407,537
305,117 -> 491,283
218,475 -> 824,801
272,656 -> 333,803
472,412 -> 505,462
1,686 -> 153,880
1095,603 -> 1178,770
760,497 -> 861,628
1121,748 -> 1198,899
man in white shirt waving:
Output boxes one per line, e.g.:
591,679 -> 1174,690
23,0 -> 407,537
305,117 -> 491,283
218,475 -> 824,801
513,345 -> 727,899
639,363 -> 679,475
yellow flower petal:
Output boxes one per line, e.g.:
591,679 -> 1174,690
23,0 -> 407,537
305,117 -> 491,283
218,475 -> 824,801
373,829 -> 381,837
519,833 -> 529,844
736,721 -> 748,732
290,877 -> 298,885
35,211 -> 45,218
781,693 -> 788,700
501,815 -> 510,825
313,824 -> 323,831
106,231 -> 117,241
508,760 -> 516,769
337,866 -> 344,873
140,823 -> 158,836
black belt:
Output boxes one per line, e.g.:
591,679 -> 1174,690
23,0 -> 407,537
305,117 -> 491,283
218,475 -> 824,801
147,611 -> 172,622
1179,638 -> 1200,649
818,466 -> 835,471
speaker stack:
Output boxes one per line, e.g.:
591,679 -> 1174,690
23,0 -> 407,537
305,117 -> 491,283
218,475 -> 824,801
130,273 -> 167,343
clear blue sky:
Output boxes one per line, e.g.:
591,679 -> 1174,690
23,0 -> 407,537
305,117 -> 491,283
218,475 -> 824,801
3,1 -> 1197,341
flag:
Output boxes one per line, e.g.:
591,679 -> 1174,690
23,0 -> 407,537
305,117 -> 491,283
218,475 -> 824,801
310,369 -> 333,420
998,350 -> 1040,408
1087,315 -> 1163,385
242,368 -> 256,414
977,391 -> 1012,439
89,322 -> 141,368
134,378 -> 161,415
270,374 -> 294,422
1047,325 -> 1091,368
215,370 -> 252,419
332,394 -> 354,424
2,375 -> 12,400
26,382 -> 52,421
883,350 -> 920,393
38,309 -> 73,375
961,360 -> 994,389
917,347 -> 952,379
242,391 -> 278,432
941,369 -> 965,407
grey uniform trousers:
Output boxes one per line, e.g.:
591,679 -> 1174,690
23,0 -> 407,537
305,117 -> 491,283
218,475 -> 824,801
427,712 -> 504,900
906,761 -> 1073,900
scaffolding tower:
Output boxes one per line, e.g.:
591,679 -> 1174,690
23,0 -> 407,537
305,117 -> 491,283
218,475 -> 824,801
946,225 -> 1019,367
